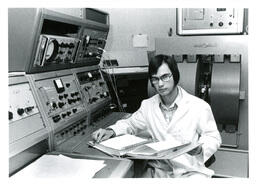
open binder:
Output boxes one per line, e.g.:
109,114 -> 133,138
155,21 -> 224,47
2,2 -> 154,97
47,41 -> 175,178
88,134 -> 202,159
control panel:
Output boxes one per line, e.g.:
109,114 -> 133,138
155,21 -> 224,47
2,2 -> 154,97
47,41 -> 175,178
31,72 -> 86,131
54,117 -> 88,147
76,28 -> 108,63
34,34 -> 80,67
9,74 -> 48,157
177,8 -> 245,35
9,83 -> 39,123
76,68 -> 111,111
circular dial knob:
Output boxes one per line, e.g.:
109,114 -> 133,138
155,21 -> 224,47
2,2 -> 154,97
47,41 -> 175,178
17,108 -> 24,116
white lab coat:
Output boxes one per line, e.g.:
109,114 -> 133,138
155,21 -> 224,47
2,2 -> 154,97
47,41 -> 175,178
109,86 -> 222,177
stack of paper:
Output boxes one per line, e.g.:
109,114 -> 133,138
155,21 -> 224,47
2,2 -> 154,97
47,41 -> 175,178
10,154 -> 106,179
99,134 -> 149,150
89,134 -> 201,159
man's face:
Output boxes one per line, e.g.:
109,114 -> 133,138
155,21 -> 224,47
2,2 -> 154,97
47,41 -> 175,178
151,62 -> 175,96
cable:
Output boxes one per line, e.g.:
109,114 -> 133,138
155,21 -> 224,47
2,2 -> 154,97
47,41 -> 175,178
97,51 -> 125,112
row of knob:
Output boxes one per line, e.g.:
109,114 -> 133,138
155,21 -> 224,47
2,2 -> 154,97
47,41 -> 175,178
9,106 -> 35,120
59,124 -> 87,137
52,108 -> 78,123
59,42 -> 75,48
52,97 -> 81,109
61,108 -> 77,118
209,21 -> 233,27
58,92 -> 79,100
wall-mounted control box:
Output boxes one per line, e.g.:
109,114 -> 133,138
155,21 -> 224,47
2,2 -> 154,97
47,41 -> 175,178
177,8 -> 245,35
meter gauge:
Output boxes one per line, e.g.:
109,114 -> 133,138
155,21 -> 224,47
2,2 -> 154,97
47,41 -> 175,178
45,39 -> 59,63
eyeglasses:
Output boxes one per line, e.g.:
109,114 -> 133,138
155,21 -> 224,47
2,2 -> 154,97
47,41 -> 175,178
151,73 -> 173,84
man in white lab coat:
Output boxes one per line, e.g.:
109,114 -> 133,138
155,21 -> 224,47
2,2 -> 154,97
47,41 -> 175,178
92,54 -> 222,178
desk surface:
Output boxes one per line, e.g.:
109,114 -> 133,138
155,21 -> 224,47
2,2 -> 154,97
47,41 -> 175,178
54,151 -> 134,178
54,112 -> 135,178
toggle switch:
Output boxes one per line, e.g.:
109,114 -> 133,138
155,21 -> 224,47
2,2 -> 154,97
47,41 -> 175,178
24,106 -> 34,113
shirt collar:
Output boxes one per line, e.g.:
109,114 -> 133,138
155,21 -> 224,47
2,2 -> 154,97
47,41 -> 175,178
158,86 -> 182,110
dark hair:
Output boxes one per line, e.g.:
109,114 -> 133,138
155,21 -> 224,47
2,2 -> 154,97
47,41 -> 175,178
148,54 -> 180,86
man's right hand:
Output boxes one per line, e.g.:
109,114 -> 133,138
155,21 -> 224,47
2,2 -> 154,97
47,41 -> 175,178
91,128 -> 115,143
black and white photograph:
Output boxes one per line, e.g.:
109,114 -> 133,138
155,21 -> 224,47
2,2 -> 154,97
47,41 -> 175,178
3,0 -> 256,185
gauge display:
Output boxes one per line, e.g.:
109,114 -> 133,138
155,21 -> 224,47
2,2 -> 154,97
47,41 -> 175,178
45,39 -> 59,62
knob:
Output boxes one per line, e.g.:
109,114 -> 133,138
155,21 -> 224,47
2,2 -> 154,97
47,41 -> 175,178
218,22 -> 224,27
92,97 -> 98,102
64,94 -> 68,98
68,99 -> 73,104
71,93 -> 75,97
59,95 -> 64,100
72,108 -> 77,113
52,102 -> 57,108
58,102 -> 65,108
61,113 -> 67,118
67,111 -> 71,116
9,111 -> 13,120
66,83 -> 70,88
17,108 -> 24,116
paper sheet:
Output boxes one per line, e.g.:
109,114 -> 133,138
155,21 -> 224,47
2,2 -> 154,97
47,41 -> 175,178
132,34 -> 148,48
99,134 -> 148,150
145,140 -> 182,151
10,154 -> 106,179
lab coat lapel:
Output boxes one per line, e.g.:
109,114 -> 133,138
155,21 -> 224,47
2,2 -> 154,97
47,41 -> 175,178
155,95 -> 170,127
167,88 -> 190,130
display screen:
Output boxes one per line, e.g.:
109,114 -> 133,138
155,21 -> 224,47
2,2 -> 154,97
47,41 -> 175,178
53,79 -> 65,93
55,79 -> 64,88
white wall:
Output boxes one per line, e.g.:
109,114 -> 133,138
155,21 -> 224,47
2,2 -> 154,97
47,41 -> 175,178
102,8 -> 176,67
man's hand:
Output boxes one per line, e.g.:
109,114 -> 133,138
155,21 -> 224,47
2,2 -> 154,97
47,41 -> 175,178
91,128 -> 115,143
187,146 -> 202,156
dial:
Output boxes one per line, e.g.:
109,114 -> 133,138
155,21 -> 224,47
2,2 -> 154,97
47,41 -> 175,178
45,39 -> 59,62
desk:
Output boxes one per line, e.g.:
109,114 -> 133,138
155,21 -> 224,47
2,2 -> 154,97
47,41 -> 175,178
54,151 -> 134,178
53,112 -> 135,178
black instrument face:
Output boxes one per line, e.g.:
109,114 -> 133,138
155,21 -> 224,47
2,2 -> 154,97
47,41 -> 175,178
34,35 -> 80,67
